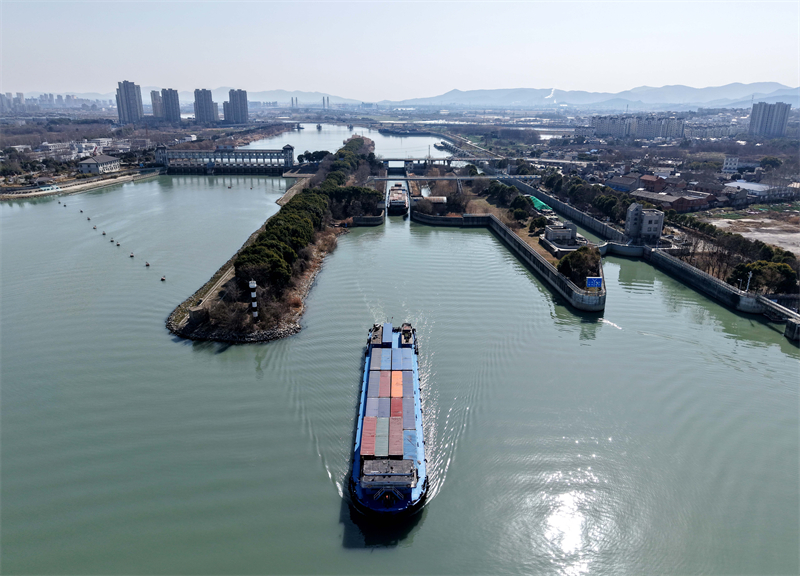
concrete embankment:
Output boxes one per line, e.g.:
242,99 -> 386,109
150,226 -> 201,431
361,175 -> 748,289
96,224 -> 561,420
0,169 -> 164,201
277,177 -> 311,206
411,211 -> 605,312
503,181 -> 799,340
352,210 -> 385,226
598,242 -> 800,340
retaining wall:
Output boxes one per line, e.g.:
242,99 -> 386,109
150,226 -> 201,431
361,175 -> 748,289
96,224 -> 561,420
352,210 -> 385,227
598,242 -> 645,258
645,249 -> 763,313
507,180 -> 626,242
410,211 -> 605,311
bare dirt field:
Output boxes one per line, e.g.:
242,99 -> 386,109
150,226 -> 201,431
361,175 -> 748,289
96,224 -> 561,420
703,212 -> 800,256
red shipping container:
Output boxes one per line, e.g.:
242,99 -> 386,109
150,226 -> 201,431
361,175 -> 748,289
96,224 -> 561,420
379,371 -> 391,397
391,397 -> 403,417
360,435 -> 375,456
361,416 -> 377,456
389,417 -> 403,455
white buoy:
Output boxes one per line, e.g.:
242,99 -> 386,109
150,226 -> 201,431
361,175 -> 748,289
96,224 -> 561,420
249,280 -> 258,319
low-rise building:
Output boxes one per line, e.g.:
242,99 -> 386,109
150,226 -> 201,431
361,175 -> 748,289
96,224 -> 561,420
722,156 -> 739,174
624,203 -> 664,242
630,190 -> 709,212
606,175 -> 640,193
78,154 -> 121,174
544,221 -> 578,245
640,174 -> 666,192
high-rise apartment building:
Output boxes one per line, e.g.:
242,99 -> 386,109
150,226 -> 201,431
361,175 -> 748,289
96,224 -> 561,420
224,89 -> 248,124
161,89 -> 181,123
193,89 -> 218,123
115,81 -> 143,124
150,90 -> 164,118
748,102 -> 791,138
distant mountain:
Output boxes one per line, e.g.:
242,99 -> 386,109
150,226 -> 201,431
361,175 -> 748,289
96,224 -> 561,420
20,82 -> 799,111
381,83 -> 798,110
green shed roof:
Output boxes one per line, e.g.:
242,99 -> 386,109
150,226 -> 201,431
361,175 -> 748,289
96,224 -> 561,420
528,196 -> 551,211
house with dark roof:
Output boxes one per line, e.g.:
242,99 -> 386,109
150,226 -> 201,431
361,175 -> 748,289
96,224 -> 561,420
606,175 -> 640,193
78,154 -> 120,175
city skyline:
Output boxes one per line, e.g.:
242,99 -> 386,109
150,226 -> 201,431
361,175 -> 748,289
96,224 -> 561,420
2,1 -> 798,101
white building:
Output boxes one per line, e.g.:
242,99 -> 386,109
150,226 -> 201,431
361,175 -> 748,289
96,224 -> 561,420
722,156 -> 739,174
624,203 -> 664,242
79,154 -> 121,175
544,221 -> 578,245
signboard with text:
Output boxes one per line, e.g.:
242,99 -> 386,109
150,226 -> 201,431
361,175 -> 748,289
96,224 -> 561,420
586,277 -> 603,289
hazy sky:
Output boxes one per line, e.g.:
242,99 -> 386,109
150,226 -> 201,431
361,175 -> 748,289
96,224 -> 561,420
2,1 -> 798,100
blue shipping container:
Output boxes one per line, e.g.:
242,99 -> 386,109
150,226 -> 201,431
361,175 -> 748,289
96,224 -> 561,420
391,349 -> 402,371
368,372 -> 380,398
382,323 -> 393,346
403,430 -> 417,460
402,398 -> 415,429
403,380 -> 414,398
380,349 -> 392,371
365,397 -> 379,417
401,348 -> 413,370
378,398 -> 391,418
369,351 -> 382,371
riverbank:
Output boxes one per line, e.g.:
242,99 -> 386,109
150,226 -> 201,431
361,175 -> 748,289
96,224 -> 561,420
0,170 -> 164,201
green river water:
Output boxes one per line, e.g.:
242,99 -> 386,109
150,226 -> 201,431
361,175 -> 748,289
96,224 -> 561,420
1,125 -> 798,574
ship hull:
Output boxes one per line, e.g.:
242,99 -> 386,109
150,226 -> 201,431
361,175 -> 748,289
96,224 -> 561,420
349,323 -> 428,517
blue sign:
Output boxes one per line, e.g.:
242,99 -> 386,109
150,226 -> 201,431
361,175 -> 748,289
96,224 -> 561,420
586,277 -> 603,288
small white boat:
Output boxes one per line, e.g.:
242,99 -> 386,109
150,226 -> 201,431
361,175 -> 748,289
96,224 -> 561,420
130,253 -> 134,258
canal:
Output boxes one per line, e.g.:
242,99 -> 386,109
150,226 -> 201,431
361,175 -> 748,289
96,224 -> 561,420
1,125 -> 797,574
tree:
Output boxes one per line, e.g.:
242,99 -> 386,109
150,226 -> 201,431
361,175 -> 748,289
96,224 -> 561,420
727,261 -> 797,294
557,246 -> 601,286
529,216 -> 547,233
760,156 -> 782,171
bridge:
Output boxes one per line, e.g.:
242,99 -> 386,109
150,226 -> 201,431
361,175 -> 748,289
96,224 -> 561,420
380,157 -> 498,163
368,175 -> 540,181
155,144 -> 294,175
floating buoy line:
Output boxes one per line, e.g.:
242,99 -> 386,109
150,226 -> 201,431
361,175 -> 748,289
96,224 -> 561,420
71,203 -> 166,281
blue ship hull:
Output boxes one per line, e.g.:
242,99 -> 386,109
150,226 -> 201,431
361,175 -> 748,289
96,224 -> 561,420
349,323 -> 428,516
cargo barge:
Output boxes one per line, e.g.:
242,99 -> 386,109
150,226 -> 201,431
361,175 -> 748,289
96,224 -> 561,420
386,183 -> 409,216
349,322 -> 428,515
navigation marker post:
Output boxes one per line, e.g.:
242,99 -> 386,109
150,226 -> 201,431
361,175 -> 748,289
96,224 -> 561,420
249,280 -> 258,319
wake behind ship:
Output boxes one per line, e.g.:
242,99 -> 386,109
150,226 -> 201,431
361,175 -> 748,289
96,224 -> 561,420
349,323 -> 428,515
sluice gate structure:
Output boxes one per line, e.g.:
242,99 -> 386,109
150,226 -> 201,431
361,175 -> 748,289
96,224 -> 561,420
155,144 -> 294,175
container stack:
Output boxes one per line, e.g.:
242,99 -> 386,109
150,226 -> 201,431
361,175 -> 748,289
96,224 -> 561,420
360,331 -> 419,461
